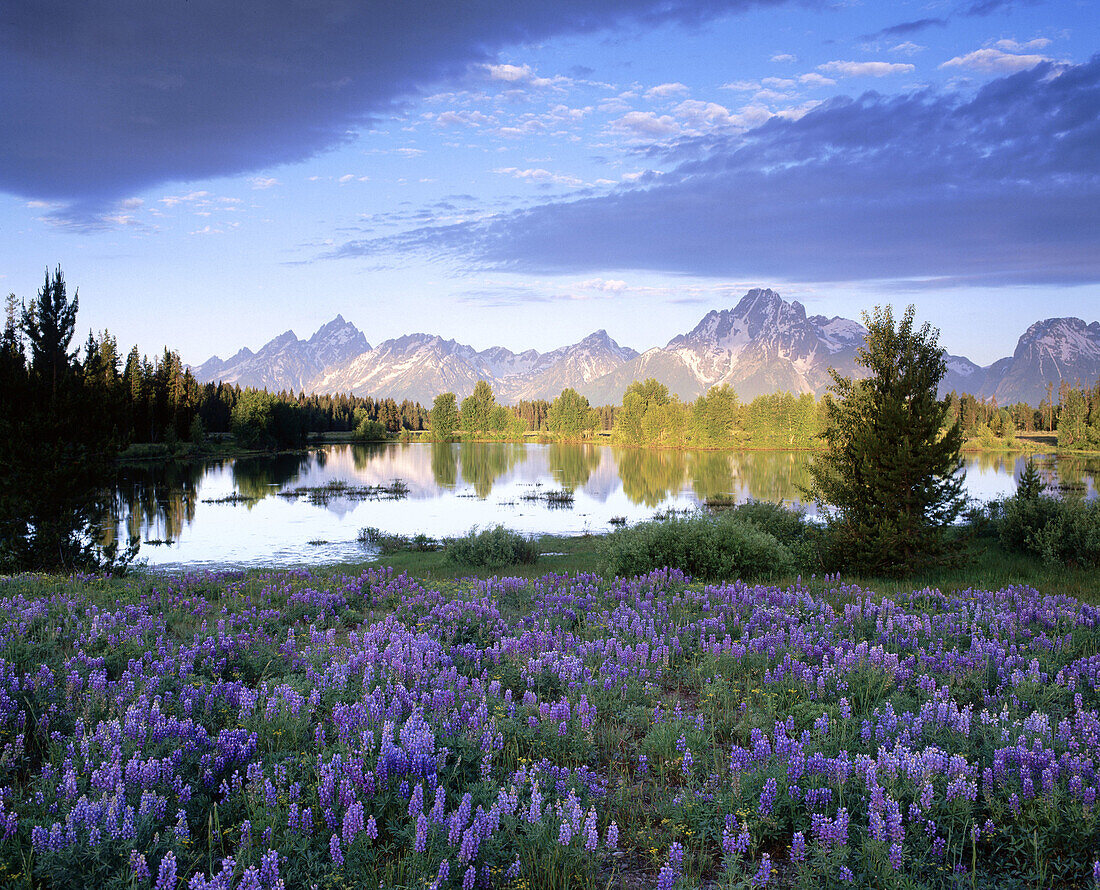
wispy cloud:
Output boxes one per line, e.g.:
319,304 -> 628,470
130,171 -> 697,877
941,47 -> 1053,72
818,60 -> 916,78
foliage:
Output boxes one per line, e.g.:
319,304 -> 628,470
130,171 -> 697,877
229,389 -> 308,450
992,463 -> 1100,568
352,407 -> 389,442
430,391 -> 459,441
444,525 -> 540,569
0,268 -> 136,573
547,388 -> 598,438
459,381 -> 525,439
805,305 -> 966,575
601,508 -> 802,581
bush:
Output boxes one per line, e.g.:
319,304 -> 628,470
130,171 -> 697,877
602,509 -> 800,581
444,526 -> 539,569
998,495 -> 1100,567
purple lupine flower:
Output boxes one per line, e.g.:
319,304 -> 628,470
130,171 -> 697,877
408,783 -> 424,818
329,833 -> 344,867
154,852 -> 177,890
656,865 -> 677,890
415,813 -> 428,853
752,853 -> 772,886
260,849 -> 280,886
462,866 -> 476,890
606,821 -> 618,850
130,850 -> 151,884
365,815 -> 378,840
527,786 -> 542,824
584,809 -> 598,851
839,866 -> 854,882
791,831 -> 806,863
558,819 -> 572,845
759,777 -> 778,816
238,867 -> 262,890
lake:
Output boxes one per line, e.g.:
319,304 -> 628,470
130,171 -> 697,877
108,442 -> 1099,569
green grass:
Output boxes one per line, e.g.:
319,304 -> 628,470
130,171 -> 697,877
355,530 -> 1100,602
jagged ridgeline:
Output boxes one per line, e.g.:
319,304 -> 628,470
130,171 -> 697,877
190,290 -> 1100,407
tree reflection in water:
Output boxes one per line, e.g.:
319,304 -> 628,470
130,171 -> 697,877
431,441 -> 458,488
111,460 -> 207,545
615,448 -> 688,507
547,443 -> 602,491
231,453 -> 310,501
459,442 -> 526,498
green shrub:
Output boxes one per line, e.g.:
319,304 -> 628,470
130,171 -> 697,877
999,494 -> 1100,567
993,459 -> 1100,568
444,525 -> 539,569
718,499 -> 809,546
602,509 -> 798,581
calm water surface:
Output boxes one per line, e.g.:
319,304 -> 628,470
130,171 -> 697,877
109,442 -> 1099,569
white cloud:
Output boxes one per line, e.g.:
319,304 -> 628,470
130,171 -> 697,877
720,80 -> 760,92
940,48 -> 1051,73
610,111 -> 679,138
487,63 -> 532,82
818,60 -> 916,78
494,167 -> 583,187
996,38 -> 1052,52
645,82 -> 690,99
674,100 -> 736,131
159,190 -> 210,207
250,176 -> 279,189
890,42 -> 925,56
771,53 -> 797,63
798,72 -> 836,87
483,62 -> 569,89
575,278 -> 628,292
762,77 -> 796,89
395,148 -> 425,157
435,110 -> 493,127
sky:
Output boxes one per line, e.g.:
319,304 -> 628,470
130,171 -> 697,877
2,0 -> 1098,367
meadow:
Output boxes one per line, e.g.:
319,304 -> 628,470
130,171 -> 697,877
1,561 -> 1099,889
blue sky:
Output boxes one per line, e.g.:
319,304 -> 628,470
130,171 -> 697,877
2,0 -> 1097,367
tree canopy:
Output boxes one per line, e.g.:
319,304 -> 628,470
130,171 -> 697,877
805,305 -> 965,575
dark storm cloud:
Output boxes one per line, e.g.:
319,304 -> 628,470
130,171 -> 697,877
336,57 -> 1100,286
1,0 -> 795,208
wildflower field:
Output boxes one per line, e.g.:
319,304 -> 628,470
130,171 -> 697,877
1,567 -> 1098,889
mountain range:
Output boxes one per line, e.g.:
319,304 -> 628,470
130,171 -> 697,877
191,290 -> 1100,407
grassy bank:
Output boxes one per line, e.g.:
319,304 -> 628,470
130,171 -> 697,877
360,531 -> 1100,604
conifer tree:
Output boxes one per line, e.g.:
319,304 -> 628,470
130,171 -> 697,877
805,305 -> 965,575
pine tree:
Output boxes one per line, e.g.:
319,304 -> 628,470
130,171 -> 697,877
805,305 -> 965,575
2,267 -> 134,572
22,266 -> 78,402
